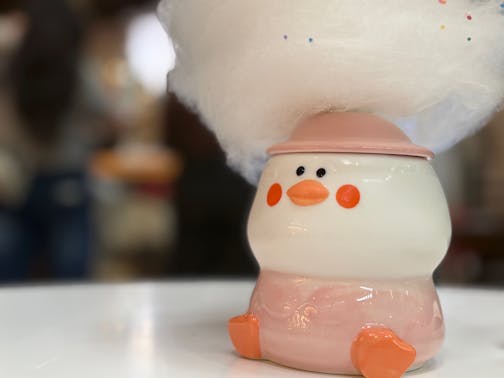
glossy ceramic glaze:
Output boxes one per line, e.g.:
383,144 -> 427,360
230,113 -> 452,376
249,270 -> 444,374
248,153 -> 451,279
229,150 -> 452,376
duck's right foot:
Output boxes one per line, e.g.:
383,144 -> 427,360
351,327 -> 416,378
228,313 -> 261,359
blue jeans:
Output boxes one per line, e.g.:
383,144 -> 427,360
0,171 -> 92,281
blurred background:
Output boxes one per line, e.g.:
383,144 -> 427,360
0,0 -> 501,286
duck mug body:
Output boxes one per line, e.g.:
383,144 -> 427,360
228,113 -> 451,378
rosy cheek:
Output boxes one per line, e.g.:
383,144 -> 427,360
267,183 -> 282,206
336,185 -> 360,209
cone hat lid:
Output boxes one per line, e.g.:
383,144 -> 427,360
268,112 -> 434,159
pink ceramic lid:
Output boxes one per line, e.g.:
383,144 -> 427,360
268,112 -> 434,159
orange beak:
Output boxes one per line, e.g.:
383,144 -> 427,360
287,180 -> 329,206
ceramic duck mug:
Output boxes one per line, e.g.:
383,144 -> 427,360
229,113 -> 451,378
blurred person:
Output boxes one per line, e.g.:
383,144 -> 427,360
0,0 -> 92,281
0,6 -> 29,281
0,8 -> 27,202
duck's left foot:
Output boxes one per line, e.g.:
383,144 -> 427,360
351,327 -> 416,378
228,313 -> 261,360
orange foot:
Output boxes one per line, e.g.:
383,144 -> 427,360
228,313 -> 261,359
351,327 -> 416,378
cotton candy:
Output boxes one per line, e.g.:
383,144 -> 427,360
159,0 -> 504,183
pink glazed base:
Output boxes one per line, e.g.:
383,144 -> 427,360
247,270 -> 444,375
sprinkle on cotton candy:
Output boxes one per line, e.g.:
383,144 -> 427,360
158,0 -> 504,183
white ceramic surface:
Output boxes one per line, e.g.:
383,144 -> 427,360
248,153 -> 451,278
0,282 -> 501,378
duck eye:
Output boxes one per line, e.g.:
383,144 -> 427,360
316,168 -> 326,178
296,166 -> 305,176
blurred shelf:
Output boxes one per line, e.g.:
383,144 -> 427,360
90,146 -> 182,184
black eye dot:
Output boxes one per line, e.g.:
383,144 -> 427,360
316,168 -> 326,178
296,166 -> 305,176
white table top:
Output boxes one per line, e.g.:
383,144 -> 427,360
0,281 -> 502,378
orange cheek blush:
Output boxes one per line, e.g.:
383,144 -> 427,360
267,183 -> 282,206
336,185 -> 360,209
